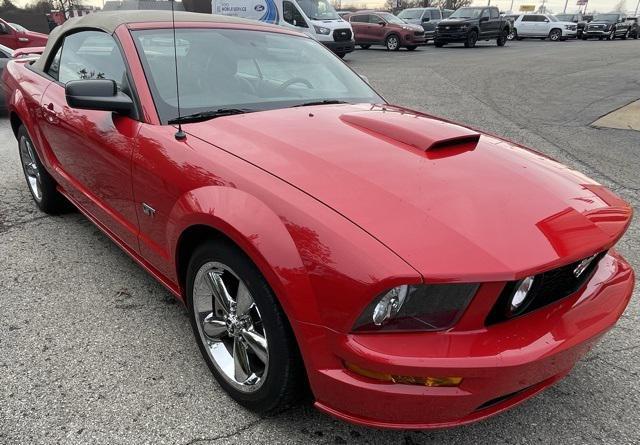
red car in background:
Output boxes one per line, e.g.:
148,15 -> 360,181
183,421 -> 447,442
4,11 -> 634,430
0,18 -> 48,49
346,10 -> 426,50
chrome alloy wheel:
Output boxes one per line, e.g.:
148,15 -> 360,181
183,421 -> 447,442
386,35 -> 399,50
19,135 -> 43,202
193,262 -> 268,392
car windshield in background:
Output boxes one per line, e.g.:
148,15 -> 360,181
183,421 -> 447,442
398,9 -> 424,20
132,28 -> 382,124
593,14 -> 619,22
296,0 -> 339,20
449,8 -> 482,19
379,12 -> 406,24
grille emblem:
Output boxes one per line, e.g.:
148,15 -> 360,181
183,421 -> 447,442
574,254 -> 598,278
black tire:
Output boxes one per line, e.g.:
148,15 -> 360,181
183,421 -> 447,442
582,35 -> 588,40
186,239 -> 305,413
507,29 -> 517,40
634,31 -> 639,39
549,29 -> 562,41
608,30 -> 615,40
434,40 -> 444,47
385,34 -> 400,51
336,52 -> 346,59
17,125 -> 68,214
405,45 -> 418,51
497,28 -> 508,46
464,30 -> 477,48
598,36 -> 603,40
621,29 -> 629,40
359,44 -> 371,49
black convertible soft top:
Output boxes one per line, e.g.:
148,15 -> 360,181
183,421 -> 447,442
32,11 -> 274,72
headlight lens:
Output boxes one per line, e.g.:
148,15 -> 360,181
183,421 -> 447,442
353,283 -> 479,332
313,25 -> 331,35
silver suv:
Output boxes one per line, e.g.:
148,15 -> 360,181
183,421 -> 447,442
397,7 -> 453,40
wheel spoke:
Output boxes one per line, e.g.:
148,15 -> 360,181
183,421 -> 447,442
233,337 -> 251,382
202,313 -> 227,339
241,328 -> 268,364
205,270 -> 234,315
236,282 -> 253,317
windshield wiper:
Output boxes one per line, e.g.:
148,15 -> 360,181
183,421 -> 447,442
168,108 -> 254,125
292,100 -> 349,108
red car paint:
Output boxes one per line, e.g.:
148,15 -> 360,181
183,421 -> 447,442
4,18 -> 634,429
0,18 -> 48,50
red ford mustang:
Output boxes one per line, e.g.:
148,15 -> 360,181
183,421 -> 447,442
4,11 -> 634,429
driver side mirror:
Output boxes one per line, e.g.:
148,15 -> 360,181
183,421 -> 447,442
377,21 -> 386,26
544,18 -> 550,22
65,79 -> 133,114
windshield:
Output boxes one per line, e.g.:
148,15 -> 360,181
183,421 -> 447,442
132,28 -> 382,124
548,15 -> 558,22
555,14 -> 575,21
9,23 -> 26,32
296,0 -> 339,20
378,13 -> 406,24
398,9 -> 424,20
593,14 -> 619,22
449,8 -> 483,19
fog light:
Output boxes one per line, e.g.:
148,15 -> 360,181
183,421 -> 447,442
510,276 -> 535,315
345,362 -> 462,387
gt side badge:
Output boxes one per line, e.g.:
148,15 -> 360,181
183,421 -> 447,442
142,203 -> 156,217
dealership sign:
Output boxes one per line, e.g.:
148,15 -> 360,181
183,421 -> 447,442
519,5 -> 536,11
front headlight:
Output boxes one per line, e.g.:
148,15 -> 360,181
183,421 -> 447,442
313,25 -> 331,35
564,25 -> 571,30
402,26 -> 413,31
352,283 -> 479,332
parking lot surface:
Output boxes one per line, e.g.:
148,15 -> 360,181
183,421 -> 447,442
1,39 -> 639,444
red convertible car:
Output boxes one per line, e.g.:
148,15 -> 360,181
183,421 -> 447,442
4,11 -> 634,429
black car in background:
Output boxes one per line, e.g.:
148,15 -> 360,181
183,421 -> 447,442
624,17 -> 639,39
555,12 -> 588,38
0,43 -> 13,112
583,13 -> 630,40
434,6 -> 510,48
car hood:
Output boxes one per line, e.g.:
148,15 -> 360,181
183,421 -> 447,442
438,18 -> 472,25
184,104 -> 631,281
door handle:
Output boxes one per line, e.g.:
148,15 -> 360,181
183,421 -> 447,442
43,102 -> 57,123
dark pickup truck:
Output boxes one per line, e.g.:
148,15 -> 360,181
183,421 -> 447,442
434,6 -> 510,48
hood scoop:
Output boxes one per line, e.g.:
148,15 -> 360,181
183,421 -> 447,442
340,110 -> 480,153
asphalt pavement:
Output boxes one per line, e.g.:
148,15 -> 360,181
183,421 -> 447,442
1,38 -> 639,444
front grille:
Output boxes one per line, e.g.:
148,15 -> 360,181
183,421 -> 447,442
333,28 -> 352,41
438,25 -> 462,31
486,251 -> 607,325
414,31 -> 425,36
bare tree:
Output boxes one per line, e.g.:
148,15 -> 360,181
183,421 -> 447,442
50,0 -> 76,18
612,0 -> 626,12
437,0 -> 472,10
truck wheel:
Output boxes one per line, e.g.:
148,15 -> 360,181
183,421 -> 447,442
434,40 -> 445,47
507,29 -> 517,40
607,30 -> 615,40
634,31 -> 638,39
549,29 -> 562,41
359,44 -> 371,49
385,34 -> 400,51
405,45 -> 418,51
497,29 -> 508,46
464,30 -> 477,48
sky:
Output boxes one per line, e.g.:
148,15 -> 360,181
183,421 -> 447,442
12,0 -> 640,15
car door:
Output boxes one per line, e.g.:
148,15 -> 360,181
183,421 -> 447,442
616,15 -> 627,36
369,14 -> 387,43
536,15 -> 551,36
282,1 -> 309,31
37,30 -> 141,251
349,14 -> 370,43
0,20 -> 17,49
478,8 -> 492,37
488,8 -> 501,36
517,15 -> 534,36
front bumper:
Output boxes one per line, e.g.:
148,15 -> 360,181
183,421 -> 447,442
584,29 -> 611,37
434,29 -> 469,43
322,40 -> 355,54
403,33 -> 427,45
564,29 -> 578,37
301,251 -> 634,429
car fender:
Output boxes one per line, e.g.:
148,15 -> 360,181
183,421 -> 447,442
167,185 -> 322,325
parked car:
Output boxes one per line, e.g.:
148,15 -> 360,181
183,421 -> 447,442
0,18 -> 48,49
212,0 -> 355,58
583,13 -> 630,40
346,11 -> 426,50
504,14 -> 520,39
397,7 -> 447,40
5,9 -> 635,431
434,6 -> 510,48
511,14 -> 577,41
554,12 -> 588,38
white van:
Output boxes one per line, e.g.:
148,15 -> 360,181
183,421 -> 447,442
211,0 -> 355,57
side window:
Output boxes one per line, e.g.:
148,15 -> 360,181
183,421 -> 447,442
480,9 -> 490,19
350,15 -> 368,23
283,1 -> 308,28
369,15 -> 384,24
53,31 -> 126,86
522,15 -> 535,22
46,45 -> 62,80
490,8 -> 499,19
537,15 -> 548,22
431,10 -> 441,20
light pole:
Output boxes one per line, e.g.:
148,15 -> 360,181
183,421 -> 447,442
563,0 -> 568,13
510,0 -> 515,12
635,0 -> 639,16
